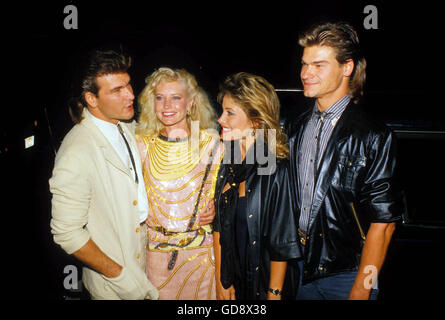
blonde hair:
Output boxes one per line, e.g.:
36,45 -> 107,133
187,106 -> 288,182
136,67 -> 217,136
299,21 -> 366,103
217,72 -> 289,159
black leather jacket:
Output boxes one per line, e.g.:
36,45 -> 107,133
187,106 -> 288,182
213,144 -> 301,299
288,102 -> 404,284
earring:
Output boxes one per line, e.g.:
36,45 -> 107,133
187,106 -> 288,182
187,109 -> 191,117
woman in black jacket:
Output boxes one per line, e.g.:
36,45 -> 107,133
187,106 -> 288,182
213,72 -> 301,300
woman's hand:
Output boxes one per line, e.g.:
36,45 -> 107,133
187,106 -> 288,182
216,283 -> 236,300
199,200 -> 215,225
213,231 -> 235,300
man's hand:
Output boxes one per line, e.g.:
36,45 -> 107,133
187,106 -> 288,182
198,200 -> 215,225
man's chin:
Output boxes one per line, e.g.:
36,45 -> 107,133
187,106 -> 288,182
303,90 -> 317,98
119,114 -> 135,123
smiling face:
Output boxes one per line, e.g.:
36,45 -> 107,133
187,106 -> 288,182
86,73 -> 135,124
154,80 -> 194,136
218,94 -> 254,141
300,45 -> 353,110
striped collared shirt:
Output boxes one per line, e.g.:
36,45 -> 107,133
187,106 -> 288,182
298,94 -> 351,232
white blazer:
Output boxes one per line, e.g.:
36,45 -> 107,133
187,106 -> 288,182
49,109 -> 158,300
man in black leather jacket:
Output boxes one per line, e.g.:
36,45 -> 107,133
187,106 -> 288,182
288,22 -> 404,300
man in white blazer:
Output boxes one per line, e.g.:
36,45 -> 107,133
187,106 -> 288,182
49,49 -> 157,299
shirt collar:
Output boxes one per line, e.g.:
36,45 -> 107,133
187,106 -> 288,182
85,108 -> 121,142
312,94 -> 351,119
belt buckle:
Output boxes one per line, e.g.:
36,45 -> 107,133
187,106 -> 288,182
298,229 -> 307,246
156,226 -> 173,236
300,236 -> 306,246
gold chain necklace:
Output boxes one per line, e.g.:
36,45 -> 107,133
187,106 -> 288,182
143,131 -> 212,181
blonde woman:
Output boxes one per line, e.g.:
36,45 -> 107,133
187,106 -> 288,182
213,72 -> 301,300
136,67 -> 223,300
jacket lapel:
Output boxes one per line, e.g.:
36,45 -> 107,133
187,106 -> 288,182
81,111 -> 132,178
309,103 -> 355,224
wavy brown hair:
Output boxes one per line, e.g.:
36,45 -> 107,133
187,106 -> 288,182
298,21 -> 366,103
217,72 -> 289,159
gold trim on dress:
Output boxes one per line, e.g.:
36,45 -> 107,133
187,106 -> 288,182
143,132 -> 213,181
195,258 -> 212,300
147,187 -> 211,221
140,131 -> 221,299
144,168 -> 208,193
141,131 -> 222,222
157,250 -> 208,290
177,255 -> 208,299
147,224 -> 213,252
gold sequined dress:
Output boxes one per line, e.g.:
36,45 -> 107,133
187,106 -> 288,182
137,130 -> 223,300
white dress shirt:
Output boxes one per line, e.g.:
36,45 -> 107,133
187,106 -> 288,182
86,109 -> 148,223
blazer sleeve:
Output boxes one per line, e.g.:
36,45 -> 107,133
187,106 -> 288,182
265,161 -> 301,261
359,129 -> 404,222
49,141 -> 92,254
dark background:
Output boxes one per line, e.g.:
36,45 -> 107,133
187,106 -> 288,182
2,0 -> 444,300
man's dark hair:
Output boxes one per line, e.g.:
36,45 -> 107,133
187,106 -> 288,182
69,49 -> 132,123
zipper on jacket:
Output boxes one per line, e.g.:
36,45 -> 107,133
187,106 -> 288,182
350,202 -> 366,242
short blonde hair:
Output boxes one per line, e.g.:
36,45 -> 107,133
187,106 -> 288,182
217,72 -> 289,159
136,67 -> 217,136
